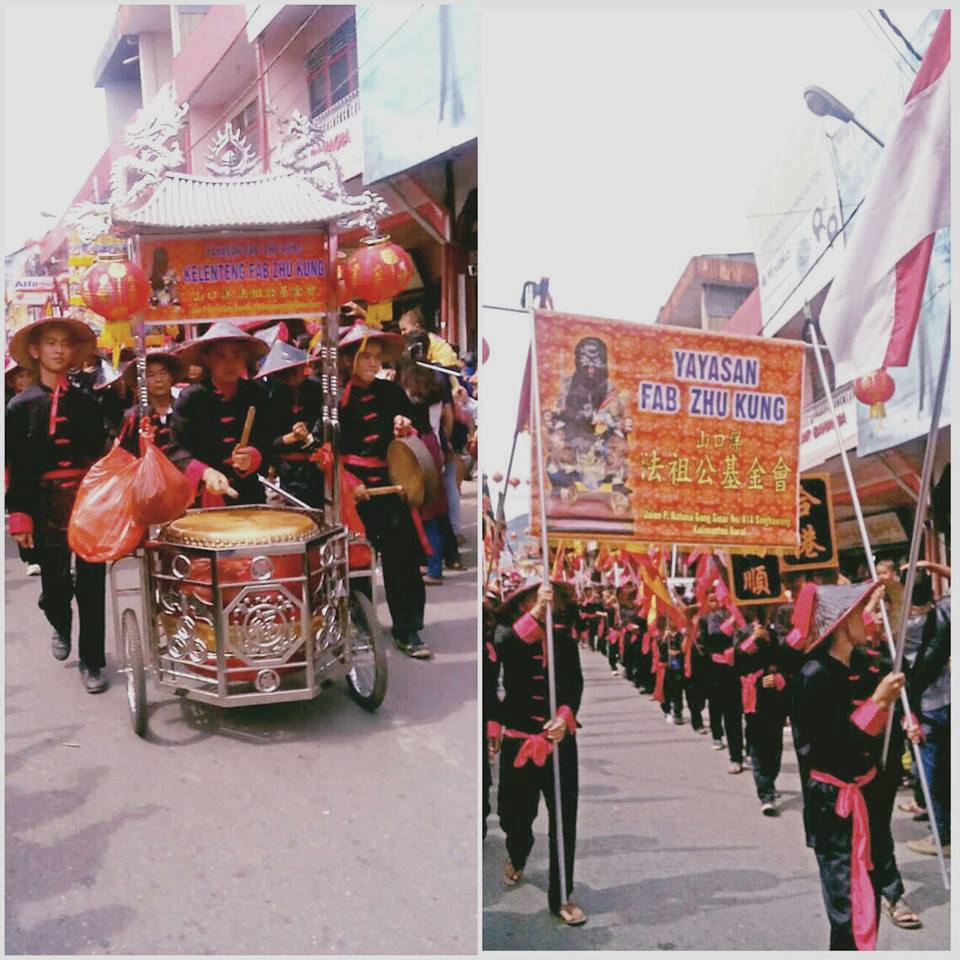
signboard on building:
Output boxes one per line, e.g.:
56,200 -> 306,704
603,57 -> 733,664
798,381 -> 858,471
780,473 -> 838,572
357,4 -> 478,184
746,114 -> 844,337
9,276 -> 55,306
530,310 -> 805,548
137,233 -> 329,322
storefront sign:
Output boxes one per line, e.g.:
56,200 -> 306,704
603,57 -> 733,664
530,310 -> 805,548
780,473 -> 838,571
138,233 -> 329,322
798,381 -> 858,471
730,553 -> 786,605
10,277 -> 55,305
836,511 -> 907,550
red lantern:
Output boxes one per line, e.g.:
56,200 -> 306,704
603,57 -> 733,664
79,254 -> 150,321
343,236 -> 414,303
508,476 -> 521,488
854,368 -> 896,419
492,471 -> 504,484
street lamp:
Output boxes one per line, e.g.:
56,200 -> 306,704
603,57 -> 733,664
803,85 -> 885,147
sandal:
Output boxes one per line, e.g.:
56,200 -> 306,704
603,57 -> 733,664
556,901 -> 587,926
503,860 -> 524,886
898,800 -> 927,816
884,897 -> 922,930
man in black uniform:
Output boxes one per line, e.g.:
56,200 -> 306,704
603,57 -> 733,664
171,322 -> 271,505
735,618 -> 790,814
6,317 -> 110,692
119,348 -> 183,458
488,580 -> 586,926
255,340 -> 325,506
700,593 -> 745,772
793,582 -> 920,950
337,322 -> 428,659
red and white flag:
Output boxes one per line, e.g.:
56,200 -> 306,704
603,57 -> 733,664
818,11 -> 950,385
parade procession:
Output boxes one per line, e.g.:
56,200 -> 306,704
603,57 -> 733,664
5,5 -> 478,952
481,9 -> 950,952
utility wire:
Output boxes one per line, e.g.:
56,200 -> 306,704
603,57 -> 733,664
878,9 -> 924,62
869,8 -> 919,75
758,199 -> 863,336
189,5 -> 425,166
856,8 -> 916,81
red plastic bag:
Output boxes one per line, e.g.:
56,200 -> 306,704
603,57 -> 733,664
68,443 -> 145,562
131,435 -> 194,525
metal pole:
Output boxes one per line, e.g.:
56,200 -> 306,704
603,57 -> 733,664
529,306 -> 570,906
805,309 -> 949,889
882,319 -> 950,762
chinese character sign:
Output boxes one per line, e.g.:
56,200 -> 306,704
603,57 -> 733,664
730,554 -> 786,605
138,233 -> 330,322
780,473 -> 838,571
530,310 -> 804,548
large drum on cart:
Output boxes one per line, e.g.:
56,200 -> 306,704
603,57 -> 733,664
116,505 -> 387,736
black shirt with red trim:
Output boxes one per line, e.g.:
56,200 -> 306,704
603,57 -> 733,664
488,614 -> 584,735
267,376 -> 325,451
338,377 -> 415,488
6,381 -> 107,512
171,376 -> 272,504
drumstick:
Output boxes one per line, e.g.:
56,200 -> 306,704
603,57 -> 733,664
239,406 -> 256,448
365,485 -> 405,497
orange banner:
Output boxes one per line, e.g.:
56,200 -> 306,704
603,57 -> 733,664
531,310 -> 805,549
138,233 -> 329,322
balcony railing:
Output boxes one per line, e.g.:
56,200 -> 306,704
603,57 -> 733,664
310,88 -> 360,134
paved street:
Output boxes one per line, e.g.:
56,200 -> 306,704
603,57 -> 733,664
6,485 -> 478,955
483,641 -> 950,951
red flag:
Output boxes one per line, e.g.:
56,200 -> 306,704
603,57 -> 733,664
515,347 -> 532,433
819,11 -> 950,382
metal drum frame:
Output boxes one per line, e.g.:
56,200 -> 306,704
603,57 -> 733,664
110,509 -> 388,735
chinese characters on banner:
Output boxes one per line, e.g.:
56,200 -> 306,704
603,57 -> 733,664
780,473 -> 838,571
137,233 -> 330,322
730,554 -> 786,605
530,310 -> 805,548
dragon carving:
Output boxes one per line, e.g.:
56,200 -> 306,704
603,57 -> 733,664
275,110 -> 388,234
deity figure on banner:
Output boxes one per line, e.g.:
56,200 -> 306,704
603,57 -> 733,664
543,336 -> 632,502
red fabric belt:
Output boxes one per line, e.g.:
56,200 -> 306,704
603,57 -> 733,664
810,767 -> 878,951
277,451 -> 309,462
41,468 -> 87,481
343,454 -> 387,468
504,728 -> 553,767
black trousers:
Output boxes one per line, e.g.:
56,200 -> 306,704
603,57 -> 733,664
635,648 -> 653,691
356,494 -> 425,641
683,672 -> 704,729
746,707 -> 785,803
621,636 -> 639,682
607,633 -> 619,671
810,780 -> 884,950
708,676 -> 743,763
872,734 -> 907,905
498,735 -> 578,913
483,742 -> 492,841
660,668 -> 684,719
36,542 -> 106,670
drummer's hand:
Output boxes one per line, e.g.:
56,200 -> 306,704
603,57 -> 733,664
230,446 -> 255,474
202,467 -> 238,499
291,421 -> 309,442
532,584 -> 553,620
393,415 -> 413,438
352,483 -> 370,502
543,716 -> 568,743
761,673 -> 777,689
13,531 -> 33,550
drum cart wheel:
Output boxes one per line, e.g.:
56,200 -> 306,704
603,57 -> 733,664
121,608 -> 148,737
345,590 -> 388,711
